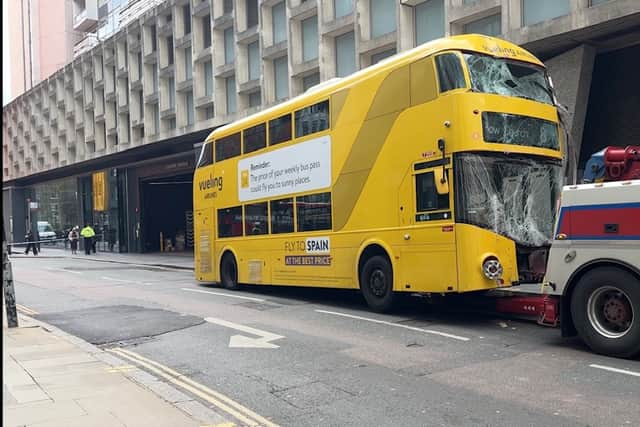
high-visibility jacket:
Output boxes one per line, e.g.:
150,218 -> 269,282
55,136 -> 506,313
80,226 -> 95,238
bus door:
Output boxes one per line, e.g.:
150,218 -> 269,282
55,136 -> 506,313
398,164 -> 458,293
194,209 -> 215,282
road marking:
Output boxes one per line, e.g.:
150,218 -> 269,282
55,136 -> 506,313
589,364 -> 640,377
16,304 -> 39,315
181,288 -> 266,302
205,317 -> 284,349
107,348 -> 279,427
101,276 -> 141,284
107,365 -> 136,373
315,309 -> 470,342
47,267 -> 82,275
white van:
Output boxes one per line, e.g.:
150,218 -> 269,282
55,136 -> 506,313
37,221 -> 57,242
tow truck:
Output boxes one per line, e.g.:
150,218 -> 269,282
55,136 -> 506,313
495,146 -> 640,358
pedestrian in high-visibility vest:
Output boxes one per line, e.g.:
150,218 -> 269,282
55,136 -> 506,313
80,225 -> 95,255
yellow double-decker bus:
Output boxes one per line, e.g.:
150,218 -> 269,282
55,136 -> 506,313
193,34 -> 563,312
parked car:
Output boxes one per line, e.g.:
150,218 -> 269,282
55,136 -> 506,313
37,221 -> 57,243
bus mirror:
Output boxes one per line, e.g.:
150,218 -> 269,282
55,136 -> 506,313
434,168 -> 449,194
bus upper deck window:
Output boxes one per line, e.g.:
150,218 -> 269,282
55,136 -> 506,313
435,53 -> 466,93
243,123 -> 266,154
295,100 -> 329,138
197,142 -> 213,168
215,132 -> 241,162
269,114 -> 292,145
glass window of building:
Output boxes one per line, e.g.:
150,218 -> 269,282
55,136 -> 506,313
274,56 -> 289,100
371,49 -> 395,64
226,75 -> 237,113
463,0 -> 478,4
415,0 -> 444,45
183,4 -> 191,34
370,0 -> 396,38
205,105 -> 214,119
464,14 -> 501,36
168,77 -> 175,108
245,202 -> 268,235
272,2 -> 287,44
202,15 -> 211,48
224,27 -> 235,64
590,0 -> 610,5
151,25 -> 157,51
303,72 -> 320,91
167,37 -> 174,65
223,0 -> 233,14
185,48 -> 192,80
247,0 -> 259,28
334,0 -> 353,18
186,92 -> 194,125
523,0 -> 569,26
204,61 -> 213,96
249,91 -> 262,107
248,41 -> 260,81
335,31 -> 356,77
302,16 -> 319,62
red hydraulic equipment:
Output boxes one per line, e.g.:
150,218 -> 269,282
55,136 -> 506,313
603,145 -> 640,181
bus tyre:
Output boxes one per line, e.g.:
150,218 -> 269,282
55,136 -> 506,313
360,255 -> 395,313
220,253 -> 239,290
570,267 -> 640,359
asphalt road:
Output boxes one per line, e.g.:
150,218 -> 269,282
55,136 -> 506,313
9,255 -> 640,427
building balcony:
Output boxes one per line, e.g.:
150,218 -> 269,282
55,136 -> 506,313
263,41 -> 288,59
175,34 -> 192,49
193,0 -> 210,17
237,27 -> 259,44
131,78 -> 143,91
73,5 -> 98,32
144,51 -> 158,64
144,92 -> 159,104
194,47 -> 212,63
177,78 -> 193,92
95,113 -> 105,123
195,95 -> 213,108
160,106 -> 176,119
213,14 -> 233,29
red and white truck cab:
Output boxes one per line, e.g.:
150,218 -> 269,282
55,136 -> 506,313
542,180 -> 640,358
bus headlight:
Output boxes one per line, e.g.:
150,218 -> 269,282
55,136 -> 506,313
482,257 -> 503,280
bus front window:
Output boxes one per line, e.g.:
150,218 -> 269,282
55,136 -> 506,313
455,153 -> 562,247
463,53 -> 553,105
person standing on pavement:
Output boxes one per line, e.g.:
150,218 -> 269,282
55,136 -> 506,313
24,229 -> 38,256
68,226 -> 80,255
80,224 -> 95,255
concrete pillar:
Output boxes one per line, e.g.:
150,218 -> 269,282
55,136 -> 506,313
545,44 -> 596,177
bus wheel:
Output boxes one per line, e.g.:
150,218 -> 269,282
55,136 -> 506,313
570,267 -> 640,358
220,253 -> 239,290
360,255 -> 395,313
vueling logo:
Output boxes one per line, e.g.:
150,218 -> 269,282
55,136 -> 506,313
198,174 -> 223,199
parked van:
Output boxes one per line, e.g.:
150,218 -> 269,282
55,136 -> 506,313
37,221 -> 57,242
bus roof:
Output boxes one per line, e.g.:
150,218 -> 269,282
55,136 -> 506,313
207,34 -> 543,142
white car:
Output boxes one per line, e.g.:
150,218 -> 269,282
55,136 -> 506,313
37,221 -> 57,243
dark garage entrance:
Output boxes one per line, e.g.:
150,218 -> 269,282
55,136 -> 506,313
140,173 -> 194,253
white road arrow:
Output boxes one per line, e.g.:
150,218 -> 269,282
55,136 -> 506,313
205,317 -> 285,349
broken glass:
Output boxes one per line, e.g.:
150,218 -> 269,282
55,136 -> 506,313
464,53 -> 553,105
455,153 -> 562,247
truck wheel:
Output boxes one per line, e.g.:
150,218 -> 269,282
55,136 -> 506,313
220,253 -> 239,290
360,255 -> 395,313
570,267 -> 640,358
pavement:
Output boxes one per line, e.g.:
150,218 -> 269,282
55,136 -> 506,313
3,249 -> 238,427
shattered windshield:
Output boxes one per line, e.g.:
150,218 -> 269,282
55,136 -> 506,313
464,53 -> 553,105
455,153 -> 562,247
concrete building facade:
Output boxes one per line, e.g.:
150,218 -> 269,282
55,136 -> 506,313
3,0 -> 640,252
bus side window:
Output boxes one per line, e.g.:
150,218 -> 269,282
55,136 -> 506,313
245,202 -> 268,235
217,206 -> 243,238
270,198 -> 294,233
215,133 -> 241,162
269,114 -> 292,145
295,100 -> 329,138
435,53 -> 466,93
197,142 -> 213,168
243,123 -> 266,154
297,192 -> 332,232
416,172 -> 449,212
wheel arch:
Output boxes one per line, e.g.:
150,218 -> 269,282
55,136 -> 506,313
560,258 -> 640,337
217,245 -> 239,278
356,239 -> 395,286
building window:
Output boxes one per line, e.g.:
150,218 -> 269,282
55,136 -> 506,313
205,105 -> 214,119
243,123 -> 266,154
167,37 -> 174,65
223,0 -> 233,14
302,72 -> 320,91
249,91 -> 261,107
152,67 -> 158,93
185,48 -> 192,80
226,75 -> 237,113
415,0 -> 444,45
271,198 -> 294,234
370,0 -> 396,38
371,49 -> 395,64
218,206 -> 243,238
297,192 -> 332,232
216,132 -> 241,161
295,100 -> 329,137
151,25 -> 157,51
224,27 -> 235,64
186,92 -> 194,125
274,56 -> 289,100
248,41 -> 260,81
272,2 -> 287,44
590,0 -> 610,5
169,118 -> 176,129
154,105 -> 160,133
247,0 -> 259,28
204,61 -> 213,96
245,202 -> 268,235
334,0 -> 352,18
183,4 -> 191,35
335,31 -> 356,77
202,15 -> 211,48
269,114 -> 292,145
523,0 -> 570,26
463,14 -> 501,36
301,16 -> 319,62
168,77 -> 175,108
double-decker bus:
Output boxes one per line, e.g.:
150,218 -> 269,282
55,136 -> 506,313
193,34 -> 563,312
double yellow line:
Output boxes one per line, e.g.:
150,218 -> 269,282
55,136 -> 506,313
107,347 -> 279,427
16,304 -> 39,315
